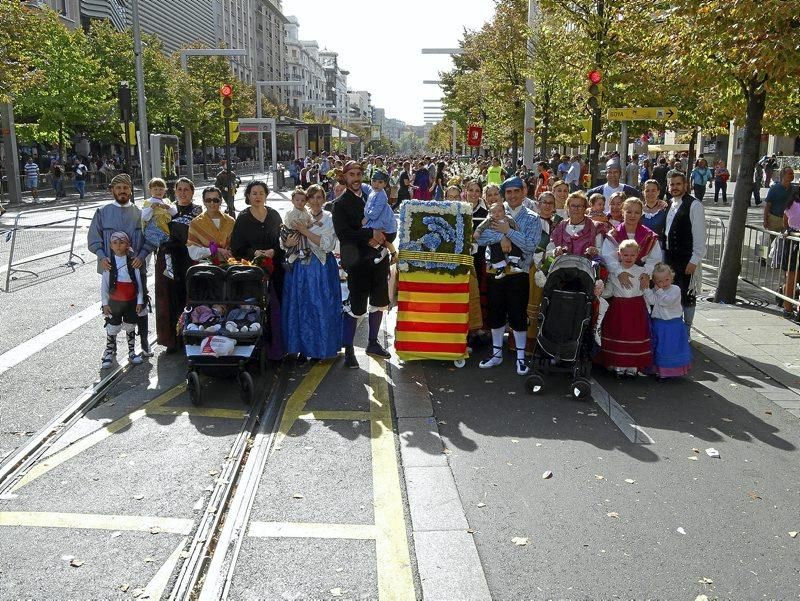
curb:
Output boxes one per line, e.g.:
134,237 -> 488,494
385,311 -> 492,601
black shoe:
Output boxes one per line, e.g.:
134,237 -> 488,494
296,353 -> 308,365
344,345 -> 359,369
366,340 -> 391,358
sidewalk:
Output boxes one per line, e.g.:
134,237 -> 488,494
693,288 -> 800,420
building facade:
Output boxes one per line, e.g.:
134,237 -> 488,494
319,51 -> 349,124
35,0 -> 81,29
347,90 -> 372,124
284,16 -> 326,118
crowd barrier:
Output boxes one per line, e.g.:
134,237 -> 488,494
0,204 -> 96,292
702,217 -> 800,311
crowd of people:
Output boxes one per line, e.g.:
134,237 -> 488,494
82,149 -> 800,382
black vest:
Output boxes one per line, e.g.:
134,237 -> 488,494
666,194 -> 695,264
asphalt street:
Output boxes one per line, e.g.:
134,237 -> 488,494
0,178 -> 798,600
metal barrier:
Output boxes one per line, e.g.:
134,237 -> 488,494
702,216 -> 800,311
1,205 -> 91,292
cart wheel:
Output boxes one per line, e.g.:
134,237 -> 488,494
525,374 -> 544,395
572,378 -> 591,401
187,372 -> 201,406
239,371 -> 254,405
453,359 -> 466,368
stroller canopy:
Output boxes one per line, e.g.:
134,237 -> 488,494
186,265 -> 226,304
543,254 -> 596,298
226,265 -> 267,303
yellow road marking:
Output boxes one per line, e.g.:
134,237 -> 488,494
297,410 -> 371,422
248,521 -> 377,540
274,361 -> 332,447
12,384 -> 185,492
141,537 -> 189,599
0,511 -> 194,534
149,406 -> 247,420
368,356 -> 416,599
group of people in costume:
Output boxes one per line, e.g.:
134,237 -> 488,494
86,154 -> 704,382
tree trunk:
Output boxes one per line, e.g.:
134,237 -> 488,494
688,126 -> 699,167
59,122 -> 65,162
713,81 -> 766,304
539,89 -> 550,157
511,130 -> 519,169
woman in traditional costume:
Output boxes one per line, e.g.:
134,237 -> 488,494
186,186 -> 235,264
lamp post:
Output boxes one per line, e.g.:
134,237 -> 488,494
179,48 -> 247,180
522,0 -> 539,169
131,0 -> 150,190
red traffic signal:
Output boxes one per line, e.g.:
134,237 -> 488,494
220,84 -> 234,98
587,70 -> 602,85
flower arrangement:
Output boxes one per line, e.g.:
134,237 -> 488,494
397,200 -> 474,275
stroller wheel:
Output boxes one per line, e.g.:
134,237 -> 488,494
453,359 -> 466,368
572,378 -> 591,401
187,372 -> 201,406
239,371 -> 254,405
525,374 -> 544,395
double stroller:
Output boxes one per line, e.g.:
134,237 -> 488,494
525,255 -> 595,400
182,264 -> 269,405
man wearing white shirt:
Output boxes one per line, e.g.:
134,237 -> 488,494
587,161 -> 641,211
664,172 -> 705,335
564,155 -> 582,191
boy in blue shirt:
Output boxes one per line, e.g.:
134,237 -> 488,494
363,170 -> 397,264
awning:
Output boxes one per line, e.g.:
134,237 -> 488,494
647,144 -> 690,152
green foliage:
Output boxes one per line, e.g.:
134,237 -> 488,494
0,2 -> 42,103
14,9 -> 111,152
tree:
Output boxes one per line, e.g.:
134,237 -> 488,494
0,2 -> 41,103
14,9 -> 111,157
653,0 -> 800,303
86,20 -> 181,145
427,119 -> 465,154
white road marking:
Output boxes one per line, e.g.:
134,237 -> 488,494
0,301 -> 102,375
591,379 -> 655,444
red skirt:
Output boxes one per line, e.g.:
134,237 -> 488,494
597,296 -> 652,369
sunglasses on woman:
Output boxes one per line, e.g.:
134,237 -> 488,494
204,197 -> 222,203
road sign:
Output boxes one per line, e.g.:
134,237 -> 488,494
607,107 -> 677,121
228,121 -> 240,144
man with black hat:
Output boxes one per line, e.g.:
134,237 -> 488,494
333,161 -> 392,368
476,176 -> 541,376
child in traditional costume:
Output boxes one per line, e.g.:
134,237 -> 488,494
281,188 -> 313,265
142,178 -> 178,278
473,201 -> 523,279
363,171 -> 397,263
101,231 -> 144,368
597,239 -> 652,377
644,262 -> 691,378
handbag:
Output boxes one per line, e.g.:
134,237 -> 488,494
685,270 -> 698,307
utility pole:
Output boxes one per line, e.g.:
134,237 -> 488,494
522,0 -> 538,169
1,103 -> 22,206
131,0 -> 150,192
588,0 -> 604,184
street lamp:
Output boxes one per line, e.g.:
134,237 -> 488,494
179,48 -> 248,179
421,47 -> 461,156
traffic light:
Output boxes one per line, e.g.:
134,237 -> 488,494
587,70 -> 603,110
220,84 -> 234,118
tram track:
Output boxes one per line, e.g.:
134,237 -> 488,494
0,345 -> 150,497
167,360 -> 292,601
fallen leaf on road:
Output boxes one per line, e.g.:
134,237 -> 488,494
552,417 -> 557,423
120,584 -> 130,593
688,456 -> 699,461
705,448 -> 720,458
484,380 -> 493,384
180,551 -> 190,558
722,418 -> 733,422
209,470 -> 219,476
150,527 -> 162,535
542,470 -> 553,479
677,527 -> 686,535
443,448 -> 452,455
624,479 -> 636,484
747,491 -> 762,501
132,589 -> 144,598
587,413 -> 598,417
110,531 -> 122,538
606,512 -> 620,519
467,528 -> 475,534
535,443 -> 543,447
143,557 -> 154,563
730,383 -> 738,387
789,531 -> 798,538
511,537 -> 529,546
508,391 -> 516,395
698,577 -> 713,584
69,559 -> 84,568
437,420 -> 447,425
695,595 -> 709,601
134,494 -> 144,500
692,448 -> 700,454
330,588 -> 342,597
292,493 -> 304,499
765,410 -> 773,415
477,502 -> 486,508
511,439 -> 519,443
595,475 -> 605,480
